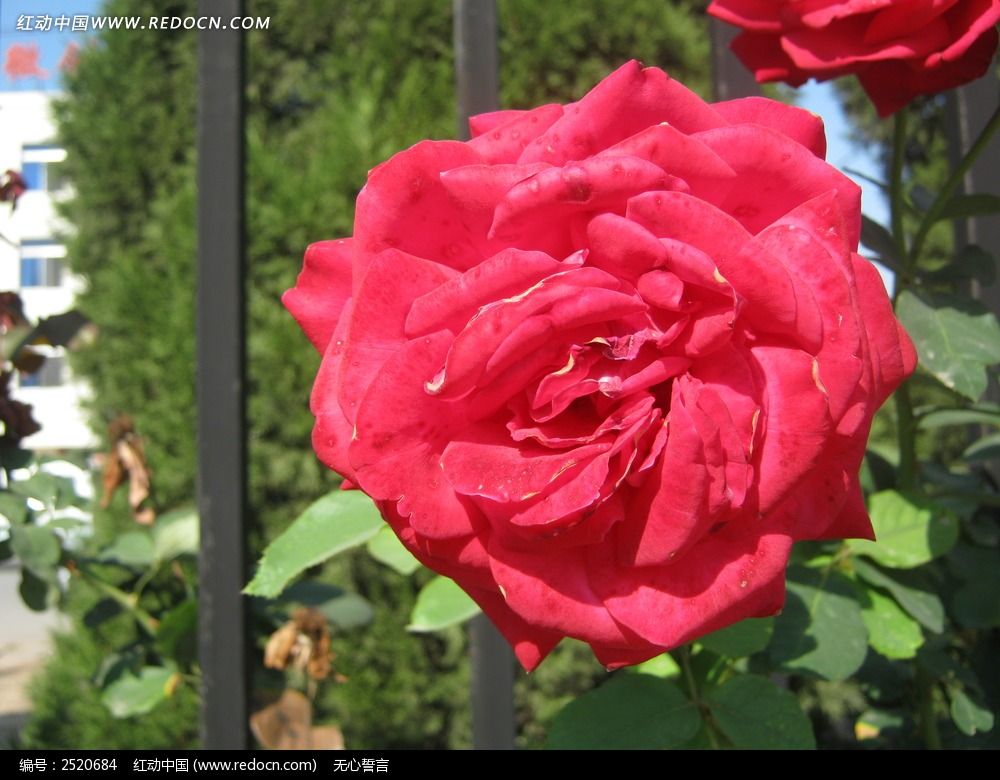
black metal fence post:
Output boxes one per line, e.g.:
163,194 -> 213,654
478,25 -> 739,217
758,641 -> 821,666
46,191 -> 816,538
710,18 -> 759,101
946,74 -> 1000,486
947,76 -> 1000,310
196,0 -> 249,750
453,0 -> 516,751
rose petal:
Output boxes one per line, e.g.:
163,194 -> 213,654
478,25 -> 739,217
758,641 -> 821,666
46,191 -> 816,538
714,96 -> 827,159
591,519 -> 792,649
850,254 -> 917,403
692,124 -> 862,241
468,104 -> 564,164
488,542 -> 634,648
405,247 -> 573,337
750,345 -> 833,516
350,332 -> 477,539
489,155 -> 681,246
354,139 -> 496,272
310,302 -> 356,480
339,248 -> 456,424
283,239 -> 354,353
518,61 -> 727,166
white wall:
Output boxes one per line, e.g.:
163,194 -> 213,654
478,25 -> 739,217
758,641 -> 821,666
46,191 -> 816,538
0,90 -> 97,450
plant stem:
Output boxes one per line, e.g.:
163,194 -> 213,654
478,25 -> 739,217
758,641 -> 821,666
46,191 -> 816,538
910,103 -> 1000,264
890,109 -> 909,268
887,104 -> 973,753
74,562 -> 158,635
916,665 -> 943,750
678,645 -> 722,749
888,108 -> 919,492
894,382 -> 918,491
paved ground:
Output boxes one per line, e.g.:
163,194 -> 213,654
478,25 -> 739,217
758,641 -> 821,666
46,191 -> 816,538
0,560 -> 64,747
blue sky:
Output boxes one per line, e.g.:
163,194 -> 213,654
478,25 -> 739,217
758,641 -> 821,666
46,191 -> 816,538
794,80 -> 893,289
0,0 -> 101,92
796,80 -> 890,228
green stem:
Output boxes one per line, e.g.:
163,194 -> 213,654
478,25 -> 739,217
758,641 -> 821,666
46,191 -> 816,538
888,108 -> 919,493
132,564 -> 160,601
916,665 -> 943,750
910,103 -> 1000,264
678,646 -> 722,750
75,563 -> 158,636
890,109 -> 909,269
894,382 -> 918,492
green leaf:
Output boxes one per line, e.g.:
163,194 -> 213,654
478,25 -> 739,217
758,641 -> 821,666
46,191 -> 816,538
0,445 -> 33,471
317,592 -> 374,629
850,491 -> 958,569
152,508 -> 199,562
861,215 -> 900,268
245,490 -> 383,598
278,580 -> 345,606
0,491 -> 29,524
917,640 -> 976,686
98,531 -> 155,568
896,291 -> 1000,401
963,432 -> 1000,463
852,559 -> 945,633
407,576 -> 480,632
10,524 -> 61,578
768,567 -> 868,681
366,526 -> 421,576
955,244 -> 996,285
83,598 -> 123,629
10,473 -> 78,509
939,193 -> 1000,220
707,674 -> 815,749
918,406 -> 1000,430
102,666 -> 176,718
547,674 -> 700,749
949,687 -> 995,737
631,653 -> 681,679
923,245 -> 996,286
276,581 -> 374,629
93,647 -> 144,689
18,567 -> 50,611
855,709 -> 907,742
846,167 -> 888,192
948,544 -> 1000,629
156,600 -> 198,666
700,617 -> 774,658
860,449 -> 897,495
857,584 -> 924,660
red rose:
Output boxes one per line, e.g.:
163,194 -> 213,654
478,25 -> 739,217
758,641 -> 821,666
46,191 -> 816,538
285,61 -> 915,670
709,0 -> 1000,116
0,170 -> 28,210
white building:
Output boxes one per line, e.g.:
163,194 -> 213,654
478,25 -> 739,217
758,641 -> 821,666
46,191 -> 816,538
0,89 -> 96,450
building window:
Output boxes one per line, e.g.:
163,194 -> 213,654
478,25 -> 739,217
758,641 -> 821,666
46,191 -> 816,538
20,145 -> 68,194
20,256 -> 63,287
19,241 -> 65,288
20,356 -> 66,388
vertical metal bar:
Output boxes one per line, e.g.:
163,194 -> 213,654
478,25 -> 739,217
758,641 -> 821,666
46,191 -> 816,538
710,18 -> 759,101
948,76 -> 1000,310
454,0 -> 500,135
196,0 -> 249,750
947,75 -> 1000,484
453,0 -> 515,751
